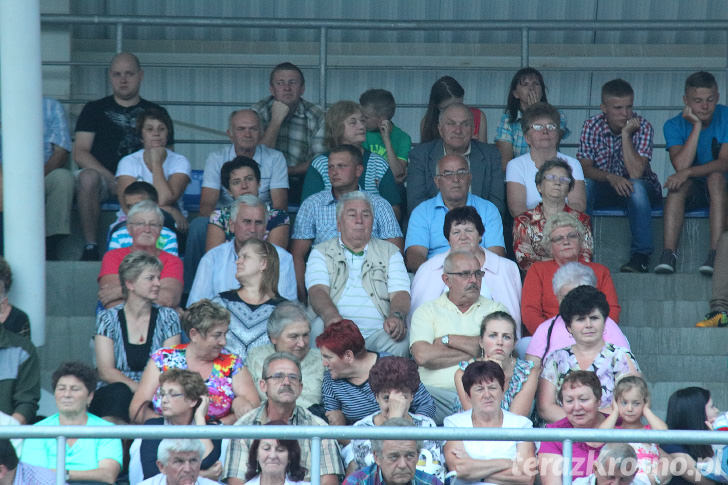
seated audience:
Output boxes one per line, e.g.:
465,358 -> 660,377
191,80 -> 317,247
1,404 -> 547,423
291,145 -> 402,301
360,88 -> 411,184
525,262 -> 630,367
454,312 -> 537,417
344,418 -> 444,485
663,387 -> 721,485
344,356 -> 443,479
521,212 -> 620,335
409,250 -> 507,424
408,103 -> 504,217
140,438 -> 220,485
115,107 -> 191,233
444,361 -> 535,485
306,191 -> 410,356
92,251 -> 181,424
246,301 -> 324,410
410,206 -> 521,328
316,321 -> 435,426
513,158 -> 593,272
578,78 -> 661,274
495,67 -> 570,169
572,443 -> 639,485
0,257 -> 30,338
405,153 -> 505,272
538,371 -> 606,484
206,156 -> 290,251
505,102 -> 586,217
244,423 -> 309,485
21,362 -> 122,484
657,71 -> 728,276
223,352 -> 343,485
0,313 -> 39,425
0,438 -> 55,485
537,286 -> 639,423
188,194 -> 296,304
420,75 -> 488,144
138,369 -> 221,481
300,101 -> 401,215
697,230 -> 728,327
129,299 -> 260,425
212,238 -> 286,361
108,181 -> 179,255
98,200 -> 183,309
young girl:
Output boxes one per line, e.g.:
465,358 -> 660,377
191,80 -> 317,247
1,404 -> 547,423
598,376 -> 669,485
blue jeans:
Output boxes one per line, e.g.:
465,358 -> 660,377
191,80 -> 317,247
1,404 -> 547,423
586,178 -> 661,255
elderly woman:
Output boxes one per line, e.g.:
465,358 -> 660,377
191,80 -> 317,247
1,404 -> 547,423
206,157 -> 290,251
521,211 -> 620,334
212,238 -> 286,362
444,361 -> 535,485
98,200 -> 183,309
495,68 -> 569,167
246,301 -> 324,411
513,158 -> 593,272
129,299 -> 260,425
316,319 -> 436,426
116,107 -> 191,232
526,262 -> 630,367
0,257 -> 29,338
454,312 -> 538,417
91,251 -> 181,424
300,101 -> 400,213
244,422 -> 309,485
138,369 -> 222,481
537,286 -> 639,423
410,206 -> 522,328
344,356 -> 444,479
20,362 -> 122,484
538,371 -> 607,484
420,75 -> 488,143
505,102 -> 585,217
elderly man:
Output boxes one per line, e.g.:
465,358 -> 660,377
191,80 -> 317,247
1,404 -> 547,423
188,194 -> 296,304
252,62 -> 326,204
571,443 -> 643,485
140,438 -> 219,485
305,191 -> 411,356
291,145 -> 403,301
409,250 -> 507,424
223,352 -> 343,485
73,52 -> 174,261
344,418 -> 443,485
405,153 -> 505,272
407,103 -> 504,217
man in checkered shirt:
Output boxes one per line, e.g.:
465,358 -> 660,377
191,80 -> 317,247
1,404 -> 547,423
577,78 -> 662,274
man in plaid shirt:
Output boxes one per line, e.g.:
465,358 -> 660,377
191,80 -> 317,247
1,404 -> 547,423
577,79 -> 662,273
252,62 -> 325,205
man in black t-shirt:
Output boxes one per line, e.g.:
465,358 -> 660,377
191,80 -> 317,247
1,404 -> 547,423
72,52 -> 173,260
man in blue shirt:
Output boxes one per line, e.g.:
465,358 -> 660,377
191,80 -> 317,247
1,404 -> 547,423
405,154 -> 504,272
656,71 -> 728,275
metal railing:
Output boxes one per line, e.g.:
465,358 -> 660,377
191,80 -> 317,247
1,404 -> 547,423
4,424 -> 728,485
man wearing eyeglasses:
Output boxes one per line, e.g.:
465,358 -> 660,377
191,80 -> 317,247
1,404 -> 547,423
252,62 -> 326,205
223,352 -> 343,485
407,103 -> 504,218
577,79 -> 661,273
405,153 -> 505,272
410,250 -> 507,424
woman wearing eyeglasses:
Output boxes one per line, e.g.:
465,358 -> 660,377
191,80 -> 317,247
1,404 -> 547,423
505,102 -> 586,218
513,158 -> 593,272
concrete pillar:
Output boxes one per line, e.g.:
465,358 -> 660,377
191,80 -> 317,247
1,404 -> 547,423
0,0 -> 46,346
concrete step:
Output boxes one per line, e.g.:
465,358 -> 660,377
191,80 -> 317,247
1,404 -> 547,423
624,327 -> 728,355
593,216 -> 710,274
619,300 -> 710,327
612,273 -> 711,301
38,316 -> 95,390
647,381 -> 728,420
46,261 -> 100,316
636,355 -> 727,382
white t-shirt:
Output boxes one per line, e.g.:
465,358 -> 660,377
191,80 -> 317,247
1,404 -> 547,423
505,151 -> 584,210
443,409 -> 532,485
115,148 -> 191,215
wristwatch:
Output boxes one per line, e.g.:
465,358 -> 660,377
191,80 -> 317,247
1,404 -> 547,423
391,311 -> 405,321
441,334 -> 449,345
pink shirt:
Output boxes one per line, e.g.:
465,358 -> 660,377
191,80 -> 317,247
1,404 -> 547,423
525,315 -> 629,361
